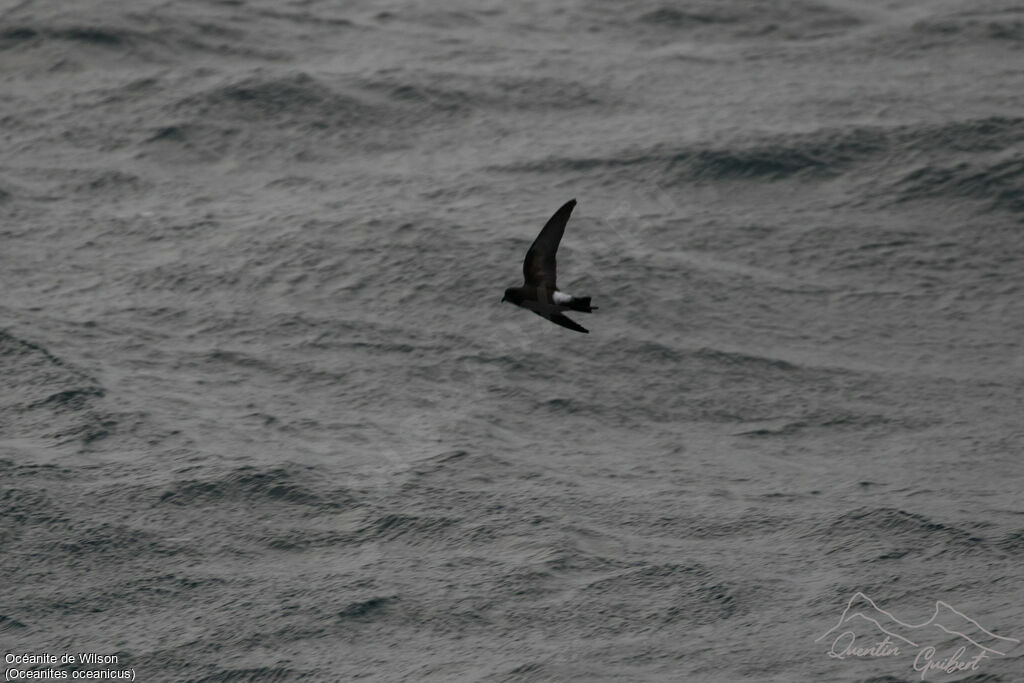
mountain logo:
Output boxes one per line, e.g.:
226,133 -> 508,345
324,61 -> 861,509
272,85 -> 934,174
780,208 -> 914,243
816,592 -> 1020,679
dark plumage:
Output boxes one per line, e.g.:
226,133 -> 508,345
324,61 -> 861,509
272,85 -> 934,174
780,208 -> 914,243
501,199 -> 598,333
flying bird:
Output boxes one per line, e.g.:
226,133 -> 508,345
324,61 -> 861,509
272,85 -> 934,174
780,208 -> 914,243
501,198 -> 597,333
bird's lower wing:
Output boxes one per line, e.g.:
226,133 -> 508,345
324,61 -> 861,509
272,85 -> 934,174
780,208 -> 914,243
546,312 -> 589,334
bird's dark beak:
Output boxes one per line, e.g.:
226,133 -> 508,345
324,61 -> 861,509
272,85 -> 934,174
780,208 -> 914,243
501,294 -> 507,303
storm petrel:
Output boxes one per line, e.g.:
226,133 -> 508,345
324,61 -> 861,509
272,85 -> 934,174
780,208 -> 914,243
501,198 -> 597,333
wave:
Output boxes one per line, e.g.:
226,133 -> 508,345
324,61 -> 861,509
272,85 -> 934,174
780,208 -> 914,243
998,530 -> 1024,555
734,412 -> 896,438
158,465 -> 347,510
0,615 -> 27,632
359,513 -> 459,542
489,141 -> 838,181
406,449 -> 511,478
0,15 -> 287,69
56,522 -> 177,559
694,346 -> 799,372
632,0 -> 863,41
69,170 -> 151,198
189,667 -> 304,683
0,178 -> 17,203
813,508 -> 989,560
488,116 -> 1024,219
0,25 -> 143,49
579,561 -> 757,628
175,69 -> 602,133
173,72 -> 380,126
0,330 -> 114,447
336,595 -> 397,620
912,9 -> 1024,45
145,65 -> 614,162
895,155 -> 1024,214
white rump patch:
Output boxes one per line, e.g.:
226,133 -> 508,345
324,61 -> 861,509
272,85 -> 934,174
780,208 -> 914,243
553,291 -> 573,304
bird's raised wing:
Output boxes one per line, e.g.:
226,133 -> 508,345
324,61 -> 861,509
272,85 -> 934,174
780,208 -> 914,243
523,198 -> 576,288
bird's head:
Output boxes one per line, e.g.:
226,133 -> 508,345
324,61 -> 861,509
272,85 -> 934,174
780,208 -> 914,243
501,287 -> 519,305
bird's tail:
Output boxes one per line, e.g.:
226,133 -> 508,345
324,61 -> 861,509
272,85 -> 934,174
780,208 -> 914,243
569,296 -> 597,313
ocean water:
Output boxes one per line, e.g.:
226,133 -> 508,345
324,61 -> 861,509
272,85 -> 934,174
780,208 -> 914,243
1,0 -> 1023,680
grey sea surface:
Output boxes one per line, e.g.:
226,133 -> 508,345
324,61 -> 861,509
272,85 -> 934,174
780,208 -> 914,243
2,0 -> 1023,680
